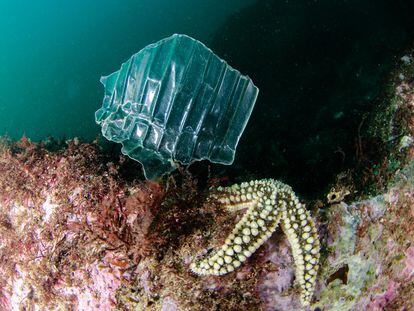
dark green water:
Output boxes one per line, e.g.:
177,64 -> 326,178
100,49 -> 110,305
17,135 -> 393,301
206,0 -> 414,195
1,0 -> 414,195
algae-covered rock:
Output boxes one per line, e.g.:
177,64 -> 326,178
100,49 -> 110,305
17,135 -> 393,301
1,45 -> 414,311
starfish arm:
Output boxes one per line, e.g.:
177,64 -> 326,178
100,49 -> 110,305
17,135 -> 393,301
280,200 -> 320,306
191,191 -> 281,275
190,179 -> 320,307
209,182 -> 259,212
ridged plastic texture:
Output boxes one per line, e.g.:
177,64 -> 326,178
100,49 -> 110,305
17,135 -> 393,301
95,34 -> 259,179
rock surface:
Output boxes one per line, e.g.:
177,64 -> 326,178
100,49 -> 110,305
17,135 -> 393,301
1,49 -> 413,311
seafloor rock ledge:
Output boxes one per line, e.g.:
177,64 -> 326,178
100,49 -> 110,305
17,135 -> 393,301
1,53 -> 413,310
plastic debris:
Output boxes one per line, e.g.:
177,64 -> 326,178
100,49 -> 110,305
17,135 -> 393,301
95,34 -> 258,179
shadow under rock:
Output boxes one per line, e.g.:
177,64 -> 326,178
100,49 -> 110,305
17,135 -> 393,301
204,0 -> 414,198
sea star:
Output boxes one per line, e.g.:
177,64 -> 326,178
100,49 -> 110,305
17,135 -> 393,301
190,179 -> 320,306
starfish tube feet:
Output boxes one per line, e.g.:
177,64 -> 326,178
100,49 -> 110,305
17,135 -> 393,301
190,179 -> 320,306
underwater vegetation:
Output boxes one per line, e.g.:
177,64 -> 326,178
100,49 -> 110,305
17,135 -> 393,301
0,46 -> 413,309
1,1 -> 414,310
0,138 -> 164,309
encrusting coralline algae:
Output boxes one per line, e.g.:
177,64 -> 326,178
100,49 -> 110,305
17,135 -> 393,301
0,133 -> 413,310
1,49 -> 414,310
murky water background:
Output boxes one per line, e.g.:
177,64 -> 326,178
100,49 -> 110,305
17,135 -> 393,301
1,0 -> 414,194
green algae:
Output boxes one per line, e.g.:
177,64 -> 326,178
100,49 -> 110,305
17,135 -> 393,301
317,255 -> 376,310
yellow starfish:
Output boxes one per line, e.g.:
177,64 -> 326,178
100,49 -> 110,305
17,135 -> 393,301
190,179 -> 320,306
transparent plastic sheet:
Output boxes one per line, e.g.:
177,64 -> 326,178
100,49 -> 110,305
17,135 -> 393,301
95,34 -> 259,179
